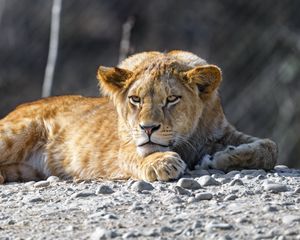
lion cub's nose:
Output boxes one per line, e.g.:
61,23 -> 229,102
139,124 -> 161,136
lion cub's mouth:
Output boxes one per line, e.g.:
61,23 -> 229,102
138,141 -> 169,148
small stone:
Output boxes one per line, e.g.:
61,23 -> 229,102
241,169 -> 259,175
90,227 -> 117,240
198,175 -> 221,186
142,228 -> 158,237
177,178 -> 201,190
208,169 -> 225,175
7,219 -> 16,225
131,181 -> 154,192
102,214 -> 118,220
206,222 -> 233,230
244,175 -> 254,180
24,181 -> 36,187
33,180 -> 50,188
263,206 -> 278,212
187,197 -> 196,204
192,220 -> 202,229
174,186 -> 191,195
229,179 -> 244,186
255,175 -> 266,180
71,190 -> 96,198
221,178 -> 231,184
122,231 -> 140,239
224,194 -> 238,201
282,215 -> 300,224
160,226 -> 175,233
28,197 -> 43,203
264,183 -> 288,193
233,174 -> 243,179
47,176 -> 60,182
294,188 -> 300,194
274,165 -> 289,170
219,235 -> 232,240
96,185 -> 114,194
130,202 -> 144,211
236,217 -> 251,224
226,170 -> 240,178
195,192 -> 213,201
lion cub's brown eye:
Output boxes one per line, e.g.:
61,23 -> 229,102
166,95 -> 181,105
129,96 -> 141,105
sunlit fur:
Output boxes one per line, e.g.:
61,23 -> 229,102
0,51 -> 278,183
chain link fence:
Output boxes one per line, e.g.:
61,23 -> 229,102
0,0 -> 299,167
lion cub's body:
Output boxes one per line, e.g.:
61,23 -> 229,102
0,51 -> 277,183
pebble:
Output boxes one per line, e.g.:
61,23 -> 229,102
192,220 -> 202,229
197,175 -> 221,186
90,227 -> 117,240
24,181 -> 36,187
255,175 -> 266,180
142,228 -> 158,237
187,197 -> 196,203
224,194 -> 238,201
206,222 -> 233,230
241,169 -> 259,175
233,174 -> 243,179
122,231 -> 140,239
71,190 -> 96,198
177,178 -> 201,190
195,192 -> 213,201
263,206 -> 278,212
264,183 -> 288,193
96,185 -> 114,194
229,179 -> 244,186
274,165 -> 289,170
131,180 -> 154,192
294,188 -> 300,194
28,197 -> 44,203
47,176 -> 60,182
226,170 -> 240,178
207,169 -> 225,175
282,215 -> 300,224
160,226 -> 175,233
34,181 -> 50,188
174,186 -> 191,195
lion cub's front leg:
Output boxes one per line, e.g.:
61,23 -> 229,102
139,151 -> 186,181
201,128 -> 278,172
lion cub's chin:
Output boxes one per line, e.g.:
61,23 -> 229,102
137,144 -> 170,157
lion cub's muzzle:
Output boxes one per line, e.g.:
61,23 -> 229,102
136,123 -> 172,156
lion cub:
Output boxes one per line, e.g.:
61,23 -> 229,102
0,51 -> 277,183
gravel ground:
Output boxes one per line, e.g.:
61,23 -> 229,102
1,165 -> 300,240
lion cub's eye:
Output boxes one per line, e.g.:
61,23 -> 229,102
129,96 -> 141,105
166,95 -> 181,105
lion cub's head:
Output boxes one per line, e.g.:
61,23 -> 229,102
97,51 -> 222,157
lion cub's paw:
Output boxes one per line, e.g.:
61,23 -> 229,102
143,151 -> 186,181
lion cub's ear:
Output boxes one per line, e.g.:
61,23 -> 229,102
185,65 -> 222,95
97,66 -> 133,96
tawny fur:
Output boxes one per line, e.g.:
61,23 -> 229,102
0,51 -> 278,183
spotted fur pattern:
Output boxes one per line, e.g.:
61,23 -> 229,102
0,51 -> 277,183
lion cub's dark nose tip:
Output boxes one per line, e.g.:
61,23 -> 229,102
139,124 -> 161,136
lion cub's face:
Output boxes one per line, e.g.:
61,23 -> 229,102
123,73 -> 202,156
97,57 -> 221,157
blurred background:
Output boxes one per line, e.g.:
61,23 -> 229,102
0,0 -> 299,167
